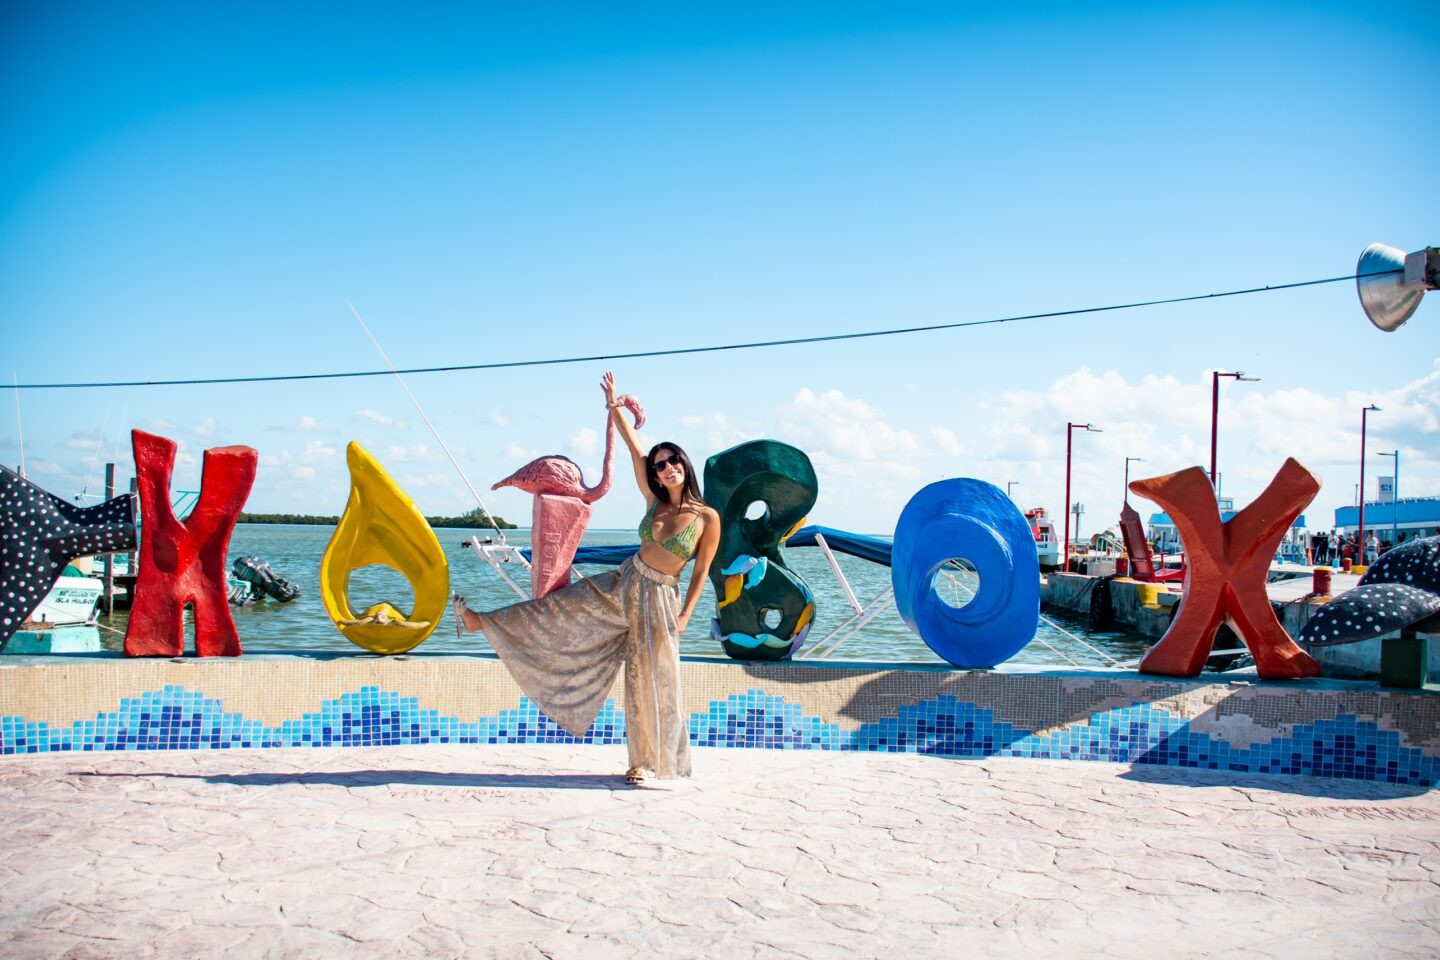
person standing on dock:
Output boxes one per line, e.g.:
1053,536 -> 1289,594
1365,532 -> 1380,566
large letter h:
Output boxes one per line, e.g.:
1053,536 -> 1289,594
124,430 -> 257,657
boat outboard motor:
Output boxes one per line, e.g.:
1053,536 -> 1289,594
227,583 -> 257,607
231,555 -> 302,603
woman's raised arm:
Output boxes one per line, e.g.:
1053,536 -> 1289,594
602,371 -> 653,502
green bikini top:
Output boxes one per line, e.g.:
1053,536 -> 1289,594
639,500 -> 701,561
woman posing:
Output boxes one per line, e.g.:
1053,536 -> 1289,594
454,371 -> 719,785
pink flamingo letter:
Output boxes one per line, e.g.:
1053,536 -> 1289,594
492,395 -> 645,596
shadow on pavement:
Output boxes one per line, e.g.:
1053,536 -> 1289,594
75,770 -> 631,790
1117,763 -> 1437,800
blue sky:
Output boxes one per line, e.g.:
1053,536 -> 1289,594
2,2 -> 1436,535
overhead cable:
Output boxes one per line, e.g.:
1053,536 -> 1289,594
9,270 -> 1393,391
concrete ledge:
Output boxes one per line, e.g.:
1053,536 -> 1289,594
1,654 -> 1436,785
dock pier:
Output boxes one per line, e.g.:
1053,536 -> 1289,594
1040,570 -> 1438,683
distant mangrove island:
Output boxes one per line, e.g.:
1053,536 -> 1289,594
239,507 -> 516,529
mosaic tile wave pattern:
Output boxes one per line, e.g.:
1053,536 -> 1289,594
3,685 -> 1437,786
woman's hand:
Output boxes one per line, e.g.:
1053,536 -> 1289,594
676,610 -> 691,634
601,370 -> 618,405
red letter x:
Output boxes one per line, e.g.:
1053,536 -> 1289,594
1130,459 -> 1321,680
124,430 -> 257,658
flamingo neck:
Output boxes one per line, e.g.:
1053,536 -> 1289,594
581,410 -> 617,502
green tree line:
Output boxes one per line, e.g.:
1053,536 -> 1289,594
239,506 -> 515,529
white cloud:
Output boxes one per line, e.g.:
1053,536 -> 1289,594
569,427 -> 598,456
764,388 -> 935,532
173,361 -> 1440,535
301,440 -> 337,461
929,426 -> 965,456
484,408 -> 512,428
399,472 -> 452,490
382,443 -> 442,464
189,416 -> 216,438
294,415 -> 336,434
354,409 -> 408,430
260,439 -> 338,472
776,388 -> 923,463
677,412 -> 752,454
959,361 -> 1440,539
62,430 -> 103,451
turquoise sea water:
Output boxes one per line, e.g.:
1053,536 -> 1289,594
97,524 -> 1151,666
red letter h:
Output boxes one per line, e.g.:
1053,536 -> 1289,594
123,430 -> 257,657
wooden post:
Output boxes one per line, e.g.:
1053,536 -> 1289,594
126,475 -> 138,609
102,463 -> 116,615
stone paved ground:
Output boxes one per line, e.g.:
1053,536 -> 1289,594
1,745 -> 1437,959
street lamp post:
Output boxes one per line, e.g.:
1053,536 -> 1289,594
1124,457 -> 1144,506
1064,422 -> 1102,572
1007,481 -> 1020,499
1359,404 -> 1381,562
1210,371 -> 1260,488
1379,449 -> 1399,549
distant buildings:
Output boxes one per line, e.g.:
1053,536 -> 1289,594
1334,497 -> 1440,547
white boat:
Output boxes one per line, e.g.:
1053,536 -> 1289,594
2,566 -> 105,654
1024,507 -> 1061,568
24,566 -> 103,628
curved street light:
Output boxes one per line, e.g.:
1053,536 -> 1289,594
1211,371 -> 1260,488
1124,456 -> 1144,506
1063,422 -> 1102,572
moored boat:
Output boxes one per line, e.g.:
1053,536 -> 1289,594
1024,507 -> 1060,568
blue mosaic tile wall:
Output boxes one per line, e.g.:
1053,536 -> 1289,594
3,685 -> 1437,786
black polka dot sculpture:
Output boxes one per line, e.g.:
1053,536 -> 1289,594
0,464 -> 137,650
1299,536 -> 1440,648
123,429 -> 257,658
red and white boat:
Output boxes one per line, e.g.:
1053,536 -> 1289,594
1024,507 -> 1061,569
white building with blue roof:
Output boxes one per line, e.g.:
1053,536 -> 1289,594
1335,497 -> 1440,547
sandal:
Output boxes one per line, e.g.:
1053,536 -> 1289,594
451,594 -> 474,636
623,767 -> 646,787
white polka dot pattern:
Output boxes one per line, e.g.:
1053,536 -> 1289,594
0,466 -> 138,648
1298,536 -> 1440,648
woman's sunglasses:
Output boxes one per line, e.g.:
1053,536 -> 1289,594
651,454 -> 683,472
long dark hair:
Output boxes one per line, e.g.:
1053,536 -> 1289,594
646,442 -> 703,506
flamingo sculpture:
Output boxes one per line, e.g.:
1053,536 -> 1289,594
491,394 -> 645,596
491,394 -> 645,500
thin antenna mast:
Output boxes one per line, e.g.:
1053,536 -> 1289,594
77,401 -> 113,500
12,374 -> 25,477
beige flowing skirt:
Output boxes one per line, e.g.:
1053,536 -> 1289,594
473,555 -> 692,779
